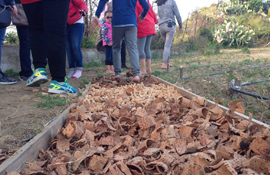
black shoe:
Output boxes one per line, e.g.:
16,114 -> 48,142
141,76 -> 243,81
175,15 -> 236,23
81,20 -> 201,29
0,72 -> 17,85
19,75 -> 31,81
122,64 -> 130,69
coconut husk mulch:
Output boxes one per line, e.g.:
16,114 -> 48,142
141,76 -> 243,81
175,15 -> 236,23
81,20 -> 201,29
7,75 -> 270,175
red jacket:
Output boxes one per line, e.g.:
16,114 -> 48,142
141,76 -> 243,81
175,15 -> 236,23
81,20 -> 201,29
21,0 -> 40,4
135,0 -> 158,38
68,0 -> 87,25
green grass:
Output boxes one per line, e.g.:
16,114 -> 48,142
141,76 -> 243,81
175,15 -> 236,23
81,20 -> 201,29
35,93 -> 67,109
4,69 -> 19,77
84,60 -> 103,68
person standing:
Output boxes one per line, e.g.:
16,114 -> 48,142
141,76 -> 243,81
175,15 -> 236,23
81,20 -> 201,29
92,0 -> 149,83
13,0 -> 33,81
21,0 -> 77,95
101,11 -> 114,74
66,0 -> 87,79
136,0 -> 158,74
0,0 -> 18,84
157,0 -> 182,69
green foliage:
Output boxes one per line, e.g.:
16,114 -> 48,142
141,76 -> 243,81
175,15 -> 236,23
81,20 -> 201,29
247,0 -> 262,12
81,37 -> 96,48
151,51 -> 160,59
218,1 -> 249,15
151,33 -> 164,50
4,69 -> 19,77
241,47 -> 250,54
4,32 -> 19,45
84,60 -> 102,68
214,18 -> 255,47
36,94 -> 66,109
197,26 -> 213,41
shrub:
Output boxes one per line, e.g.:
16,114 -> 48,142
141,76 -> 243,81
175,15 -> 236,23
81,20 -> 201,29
4,31 -> 19,45
151,33 -> 164,50
81,37 -> 96,49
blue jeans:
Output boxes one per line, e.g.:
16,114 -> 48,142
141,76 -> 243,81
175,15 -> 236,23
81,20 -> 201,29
105,45 -> 113,65
0,27 -> 7,72
66,23 -> 84,69
17,26 -> 33,77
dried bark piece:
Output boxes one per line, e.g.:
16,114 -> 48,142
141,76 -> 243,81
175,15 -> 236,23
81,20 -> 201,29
116,161 -> 132,175
62,123 -> 75,138
145,161 -> 168,174
106,98 -> 118,107
181,163 -> 206,175
137,139 -> 155,151
190,107 -> 208,118
109,164 -> 125,175
175,138 -> 187,156
158,152 -> 175,166
161,125 -> 177,141
228,99 -> 245,114
196,96 -> 205,106
88,155 -> 108,172
181,97 -> 191,108
135,108 -> 148,118
210,161 -> 237,175
209,105 -> 224,121
97,136 -> 115,146
143,148 -> 162,162
72,150 -> 96,171
124,87 -> 134,96
209,157 -> 224,169
56,139 -> 70,153
249,137 -> 270,155
179,125 -> 193,138
127,163 -> 145,175
138,115 -> 156,129
248,156 -> 270,174
104,142 -> 122,158
83,121 -> 95,132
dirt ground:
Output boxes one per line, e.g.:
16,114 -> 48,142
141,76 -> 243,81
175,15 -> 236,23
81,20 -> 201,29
0,48 -> 270,164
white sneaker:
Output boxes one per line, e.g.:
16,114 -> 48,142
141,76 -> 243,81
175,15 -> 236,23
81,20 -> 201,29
66,68 -> 76,78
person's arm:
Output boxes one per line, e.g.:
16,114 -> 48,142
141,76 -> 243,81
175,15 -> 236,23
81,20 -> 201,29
5,0 -> 17,16
73,0 -> 88,16
92,0 -> 108,29
172,0 -> 182,30
5,0 -> 15,6
101,24 -> 111,44
138,0 -> 149,21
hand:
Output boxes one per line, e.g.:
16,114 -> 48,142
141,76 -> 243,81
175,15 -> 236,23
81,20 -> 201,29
108,43 -> 112,46
91,16 -> 100,29
179,28 -> 183,33
12,5 -> 18,16
138,14 -> 145,22
79,10 -> 87,16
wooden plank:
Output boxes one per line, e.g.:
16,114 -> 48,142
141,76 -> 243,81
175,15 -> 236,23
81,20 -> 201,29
153,76 -> 269,128
0,83 -> 91,174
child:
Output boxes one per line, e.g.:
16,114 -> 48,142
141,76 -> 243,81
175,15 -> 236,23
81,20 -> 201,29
101,11 -> 114,74
92,0 -> 149,82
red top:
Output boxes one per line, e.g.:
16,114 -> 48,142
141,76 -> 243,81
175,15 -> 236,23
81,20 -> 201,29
135,0 -> 158,38
21,0 -> 41,4
67,0 -> 88,25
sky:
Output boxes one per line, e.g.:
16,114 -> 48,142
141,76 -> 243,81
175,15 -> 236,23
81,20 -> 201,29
150,0 -> 220,21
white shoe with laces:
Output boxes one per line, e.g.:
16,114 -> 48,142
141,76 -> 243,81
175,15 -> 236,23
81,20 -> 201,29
72,70 -> 82,79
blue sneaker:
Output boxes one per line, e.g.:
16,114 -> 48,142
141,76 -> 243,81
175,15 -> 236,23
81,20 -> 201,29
48,79 -> 78,95
26,68 -> 48,87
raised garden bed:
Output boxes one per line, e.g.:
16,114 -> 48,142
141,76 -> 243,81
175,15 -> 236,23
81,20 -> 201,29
1,75 -> 270,175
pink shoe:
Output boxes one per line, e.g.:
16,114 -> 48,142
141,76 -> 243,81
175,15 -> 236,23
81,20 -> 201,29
71,70 -> 82,79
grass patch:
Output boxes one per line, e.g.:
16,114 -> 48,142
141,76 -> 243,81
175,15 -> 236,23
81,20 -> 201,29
84,60 -> 103,68
4,69 -> 19,77
35,93 -> 67,109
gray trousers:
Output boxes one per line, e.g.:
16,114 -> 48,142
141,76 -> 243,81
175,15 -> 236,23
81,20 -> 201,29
137,35 -> 153,59
112,26 -> 140,77
159,23 -> 175,63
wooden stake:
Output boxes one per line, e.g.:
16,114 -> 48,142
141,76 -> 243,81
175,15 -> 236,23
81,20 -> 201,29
167,56 -> 170,73
179,66 -> 184,80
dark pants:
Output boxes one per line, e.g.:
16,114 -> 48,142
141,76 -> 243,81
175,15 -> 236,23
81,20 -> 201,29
105,45 -> 113,65
66,23 -> 84,69
121,39 -> 126,66
16,26 -> 33,77
23,0 -> 69,82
